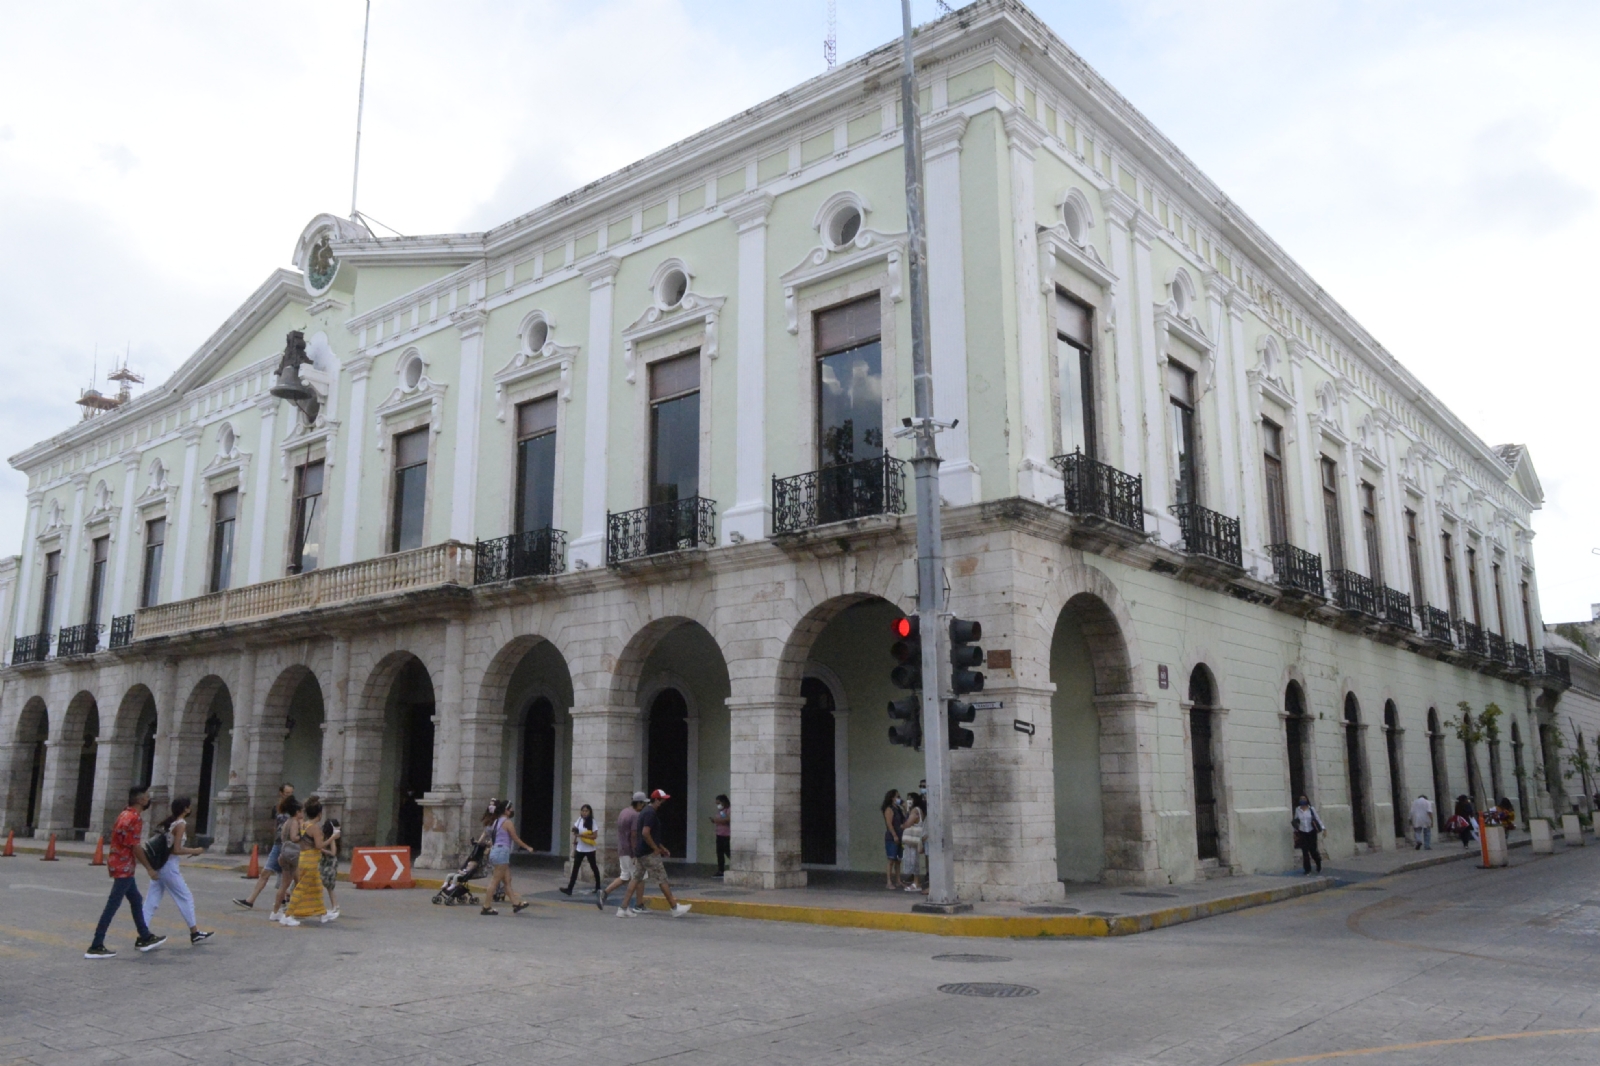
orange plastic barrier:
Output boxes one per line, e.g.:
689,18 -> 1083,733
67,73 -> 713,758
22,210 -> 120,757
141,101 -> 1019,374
90,836 -> 105,865
244,844 -> 260,879
41,833 -> 58,861
2,830 -> 13,857
350,846 -> 415,889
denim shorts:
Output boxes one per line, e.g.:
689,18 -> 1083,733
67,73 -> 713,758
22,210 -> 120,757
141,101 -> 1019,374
489,845 -> 511,867
264,843 -> 283,874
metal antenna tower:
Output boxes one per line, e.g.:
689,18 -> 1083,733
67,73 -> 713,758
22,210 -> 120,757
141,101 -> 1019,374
824,0 -> 837,68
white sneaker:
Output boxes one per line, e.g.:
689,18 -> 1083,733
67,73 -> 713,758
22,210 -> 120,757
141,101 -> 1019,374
327,909 -> 339,921
319,913 -> 336,924
628,907 -> 644,916
268,910 -> 283,923
280,915 -> 301,927
615,907 -> 633,918
671,904 -> 692,918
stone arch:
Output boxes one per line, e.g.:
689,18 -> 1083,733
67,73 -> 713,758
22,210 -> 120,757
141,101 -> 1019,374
478,634 -> 576,855
1342,693 -> 1372,847
1284,680 -> 1312,805
1034,563 -> 1144,698
171,676 -> 231,814
357,651 -> 437,853
6,697 -> 49,834
55,690 -> 100,837
1382,699 -> 1407,839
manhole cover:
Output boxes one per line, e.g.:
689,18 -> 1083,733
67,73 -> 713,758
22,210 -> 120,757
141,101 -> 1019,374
1022,905 -> 1081,915
1121,891 -> 1179,899
938,982 -> 1039,998
933,953 -> 1013,963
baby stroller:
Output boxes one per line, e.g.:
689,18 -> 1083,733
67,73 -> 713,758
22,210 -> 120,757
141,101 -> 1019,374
432,837 -> 488,906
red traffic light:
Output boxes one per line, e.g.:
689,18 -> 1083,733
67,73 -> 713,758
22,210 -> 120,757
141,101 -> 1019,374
893,616 -> 916,639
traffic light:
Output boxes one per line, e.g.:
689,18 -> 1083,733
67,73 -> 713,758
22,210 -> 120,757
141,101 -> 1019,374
947,698 -> 976,749
949,617 -> 984,694
888,695 -> 922,748
888,616 -> 923,748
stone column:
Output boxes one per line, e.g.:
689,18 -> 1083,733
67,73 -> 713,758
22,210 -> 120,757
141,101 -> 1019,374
35,738 -> 72,833
316,639 -> 352,835
924,112 -> 980,504
1003,112 -> 1056,503
419,620 -> 466,869
211,648 -> 256,851
148,659 -> 178,812
722,192 -> 774,544
90,732 -> 131,840
1095,694 -> 1167,886
568,259 -> 621,570
725,695 -> 806,889
339,659 -> 386,847
448,308 -> 490,545
569,703 -> 641,879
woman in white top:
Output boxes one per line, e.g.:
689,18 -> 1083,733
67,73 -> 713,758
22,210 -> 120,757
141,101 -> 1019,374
141,796 -> 215,944
899,793 -> 925,893
561,804 -> 602,896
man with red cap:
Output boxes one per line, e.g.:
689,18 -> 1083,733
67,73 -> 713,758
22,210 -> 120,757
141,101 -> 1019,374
631,789 -> 691,917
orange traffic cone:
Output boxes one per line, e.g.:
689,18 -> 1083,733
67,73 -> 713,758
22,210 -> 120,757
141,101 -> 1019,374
41,833 -> 58,861
90,836 -> 105,866
244,843 -> 260,879
2,829 -> 13,857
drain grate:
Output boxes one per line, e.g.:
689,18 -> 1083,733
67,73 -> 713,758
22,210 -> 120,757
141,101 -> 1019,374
939,982 -> 1039,998
933,953 -> 1013,963
1121,891 -> 1179,899
1022,905 -> 1081,915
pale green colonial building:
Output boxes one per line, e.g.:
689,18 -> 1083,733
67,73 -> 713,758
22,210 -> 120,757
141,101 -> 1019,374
0,1 -> 1573,897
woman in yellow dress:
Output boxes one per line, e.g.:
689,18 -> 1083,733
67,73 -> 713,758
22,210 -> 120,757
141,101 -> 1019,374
282,796 -> 329,926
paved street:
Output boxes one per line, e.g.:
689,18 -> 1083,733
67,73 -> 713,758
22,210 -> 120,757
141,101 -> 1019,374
4,844 -> 1600,1066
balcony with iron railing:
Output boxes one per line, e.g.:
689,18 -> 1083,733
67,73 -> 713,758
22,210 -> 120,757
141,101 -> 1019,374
1539,650 -> 1572,687
1457,619 -> 1487,657
1379,587 -> 1415,631
1049,449 -> 1145,532
474,528 -> 567,584
1486,631 -> 1508,664
109,614 -> 135,649
56,623 -> 103,658
11,632 -> 49,665
607,497 -> 716,565
1327,570 -> 1379,617
772,456 -> 908,535
1267,543 -> 1324,598
1511,642 -> 1532,673
1172,502 -> 1242,568
1419,605 -> 1454,644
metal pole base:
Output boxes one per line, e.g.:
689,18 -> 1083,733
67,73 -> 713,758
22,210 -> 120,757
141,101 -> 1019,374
911,900 -> 974,915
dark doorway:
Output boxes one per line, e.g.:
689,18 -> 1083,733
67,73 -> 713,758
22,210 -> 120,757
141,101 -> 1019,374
1384,702 -> 1405,838
800,677 -> 837,865
137,712 -> 158,790
1511,723 -> 1530,826
646,688 -> 689,856
394,660 -> 436,855
1345,695 -> 1369,845
519,698 -> 556,852
1189,668 -> 1219,862
1285,683 -> 1309,804
1428,708 -> 1450,811
72,708 -> 100,835
195,713 -> 221,835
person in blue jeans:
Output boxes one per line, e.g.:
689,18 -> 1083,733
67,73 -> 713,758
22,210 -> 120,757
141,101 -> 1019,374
84,785 -> 168,959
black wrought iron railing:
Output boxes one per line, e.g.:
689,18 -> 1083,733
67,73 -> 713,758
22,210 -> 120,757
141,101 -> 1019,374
1050,449 -> 1145,532
475,528 -> 567,584
1419,605 -> 1453,644
1486,631 -> 1508,664
1267,543 -> 1324,597
1511,642 -> 1532,672
109,614 -> 135,649
11,632 -> 49,665
1380,587 -> 1415,631
1458,619 -> 1487,656
607,497 -> 716,565
1541,650 -> 1572,686
57,623 -> 102,658
1327,570 -> 1379,616
772,456 -> 908,535
1172,502 -> 1242,567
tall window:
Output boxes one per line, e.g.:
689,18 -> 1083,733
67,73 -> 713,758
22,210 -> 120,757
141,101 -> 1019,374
814,297 -> 883,469
1054,291 -> 1097,458
1491,561 -> 1507,635
1521,580 -> 1536,647
515,398 -> 558,533
1441,530 -> 1461,618
1465,545 -> 1483,625
1404,509 -> 1425,608
1320,457 -> 1344,571
649,353 -> 701,505
38,550 -> 60,636
209,489 -> 239,592
290,460 -> 325,574
87,536 -> 110,627
1360,481 -> 1382,584
391,428 -> 429,552
1262,420 -> 1289,546
1168,362 -> 1198,506
141,518 -> 166,608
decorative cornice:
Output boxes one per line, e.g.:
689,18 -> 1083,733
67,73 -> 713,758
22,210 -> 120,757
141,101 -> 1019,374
450,306 -> 490,340
1000,108 -> 1045,157
779,229 -> 906,333
724,191 -> 775,231
620,291 -> 726,384
922,112 -> 970,162
492,344 -> 579,419
582,256 -> 622,288
1037,223 -> 1115,290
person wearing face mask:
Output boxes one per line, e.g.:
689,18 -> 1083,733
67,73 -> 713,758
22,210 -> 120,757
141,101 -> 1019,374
1291,795 -> 1324,875
709,795 -> 731,878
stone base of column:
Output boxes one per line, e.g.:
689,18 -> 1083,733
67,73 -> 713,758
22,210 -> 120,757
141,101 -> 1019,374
209,786 -> 250,853
418,789 -> 464,870
727,696 -> 806,891
937,460 -> 982,506
1017,458 -> 1061,504
723,868 -> 808,890
567,533 -> 605,571
721,502 -> 769,546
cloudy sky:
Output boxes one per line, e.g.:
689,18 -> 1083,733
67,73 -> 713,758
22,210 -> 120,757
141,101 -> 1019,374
1,1 -> 1594,619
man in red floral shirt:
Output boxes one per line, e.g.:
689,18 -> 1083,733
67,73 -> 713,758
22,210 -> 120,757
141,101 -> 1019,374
84,784 -> 167,959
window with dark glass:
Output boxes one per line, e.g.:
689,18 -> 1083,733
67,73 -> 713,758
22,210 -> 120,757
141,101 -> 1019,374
1262,420 -> 1289,546
38,550 -> 60,636
1360,481 -> 1382,584
1055,291 -> 1097,458
141,518 -> 165,608
814,297 -> 883,469
1404,509 -> 1425,608
391,428 -> 429,552
1441,530 -> 1461,617
290,460 -> 324,574
1168,362 -> 1198,506
649,354 -> 700,506
87,536 -> 110,627
515,397 -> 558,534
1465,545 -> 1483,625
1521,579 -> 1536,647
1491,560 -> 1507,634
209,489 -> 239,592
1321,457 -> 1344,570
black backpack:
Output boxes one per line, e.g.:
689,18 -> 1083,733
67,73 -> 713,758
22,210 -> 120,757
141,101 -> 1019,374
143,829 -> 171,870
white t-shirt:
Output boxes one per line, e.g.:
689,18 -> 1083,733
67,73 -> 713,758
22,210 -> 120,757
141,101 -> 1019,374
1409,796 -> 1434,828
573,818 -> 598,853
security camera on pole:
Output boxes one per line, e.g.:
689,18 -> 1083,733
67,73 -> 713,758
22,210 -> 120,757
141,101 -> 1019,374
895,0 -> 970,914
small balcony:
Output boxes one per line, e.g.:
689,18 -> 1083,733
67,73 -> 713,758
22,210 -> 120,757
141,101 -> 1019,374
1267,543 -> 1324,598
1510,642 -> 1532,674
1486,630 -> 1508,664
1326,569 -> 1379,617
772,456 -> 907,535
1457,619 -> 1487,657
474,528 -> 567,584
57,623 -> 103,658
607,497 -> 716,565
1172,502 -> 1242,568
12,632 -> 49,665
1049,449 -> 1145,532
109,614 -> 135,649
1539,650 -> 1572,688
1379,587 -> 1415,631
1418,605 -> 1454,644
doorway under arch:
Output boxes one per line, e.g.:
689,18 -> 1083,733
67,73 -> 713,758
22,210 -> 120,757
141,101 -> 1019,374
1343,694 -> 1370,845
71,703 -> 100,837
187,683 -> 235,838
1511,722 -> 1530,822
378,658 -> 436,853
491,637 -> 575,856
1427,708 -> 1450,811
1285,683 -> 1310,804
1188,666 -> 1221,863
1383,701 -> 1405,839
799,677 -> 838,866
646,688 -> 691,857
11,698 -> 49,835
518,697 -> 557,852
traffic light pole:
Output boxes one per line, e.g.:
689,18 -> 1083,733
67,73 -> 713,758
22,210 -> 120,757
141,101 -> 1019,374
897,0 -> 963,910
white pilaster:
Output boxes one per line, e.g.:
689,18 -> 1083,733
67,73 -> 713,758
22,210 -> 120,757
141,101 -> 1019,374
925,112 -> 980,504
11,494 -> 41,645
569,258 -> 621,570
1100,194 -> 1140,476
449,308 -> 490,544
723,192 -> 774,544
106,453 -> 141,621
1287,345 -> 1322,558
338,355 -> 374,565
1130,214 -> 1174,541
1003,112 -> 1056,502
58,474 -> 88,625
168,424 -> 204,602
1204,276 -> 1243,549
1224,292 -> 1264,564
245,396 -> 278,584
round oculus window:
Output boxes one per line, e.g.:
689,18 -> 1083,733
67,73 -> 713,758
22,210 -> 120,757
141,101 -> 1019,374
658,268 -> 688,309
526,318 -> 549,352
830,205 -> 862,248
402,355 -> 424,390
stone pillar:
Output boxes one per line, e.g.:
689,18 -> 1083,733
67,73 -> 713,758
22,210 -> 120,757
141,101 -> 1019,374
35,739 -> 72,833
147,660 -> 178,812
722,192 -> 774,544
211,649 -> 256,851
419,620 -> 466,869
568,259 -> 621,570
569,703 -> 641,879
1095,694 -> 1167,886
316,639 -> 352,835
725,695 -> 806,890
90,733 -> 131,840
